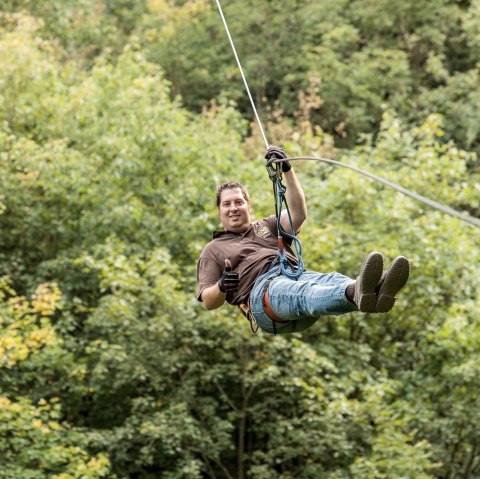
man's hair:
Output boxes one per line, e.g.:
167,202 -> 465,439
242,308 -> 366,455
216,181 -> 250,208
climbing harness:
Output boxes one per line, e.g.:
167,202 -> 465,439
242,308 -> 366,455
238,275 -> 290,335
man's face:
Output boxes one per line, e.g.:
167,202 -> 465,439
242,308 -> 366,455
218,188 -> 251,233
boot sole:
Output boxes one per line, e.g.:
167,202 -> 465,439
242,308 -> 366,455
357,252 -> 384,313
375,256 -> 410,313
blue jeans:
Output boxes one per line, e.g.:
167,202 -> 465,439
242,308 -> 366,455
249,265 -> 357,334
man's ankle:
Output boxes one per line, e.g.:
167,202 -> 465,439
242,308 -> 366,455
345,282 -> 356,304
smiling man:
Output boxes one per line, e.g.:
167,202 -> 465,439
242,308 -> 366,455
196,146 -> 411,334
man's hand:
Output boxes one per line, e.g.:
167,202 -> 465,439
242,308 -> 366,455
265,145 -> 291,172
218,259 -> 240,293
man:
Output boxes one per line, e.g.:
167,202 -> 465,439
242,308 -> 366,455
196,146 -> 410,334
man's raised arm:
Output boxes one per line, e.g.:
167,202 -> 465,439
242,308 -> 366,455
265,146 -> 307,234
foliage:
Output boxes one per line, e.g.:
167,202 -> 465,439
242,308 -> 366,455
135,0 -> 480,152
4,0 -> 480,151
0,278 -> 113,478
0,3 -> 480,479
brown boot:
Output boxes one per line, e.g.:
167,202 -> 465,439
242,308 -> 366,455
353,252 -> 384,312
375,256 -> 410,312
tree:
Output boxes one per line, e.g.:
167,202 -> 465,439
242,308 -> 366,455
0,278 -> 114,478
1,4 -> 480,478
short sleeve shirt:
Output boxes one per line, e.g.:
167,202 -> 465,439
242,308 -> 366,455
196,215 -> 298,306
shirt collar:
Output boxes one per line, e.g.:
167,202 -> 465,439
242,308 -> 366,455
212,224 -> 252,239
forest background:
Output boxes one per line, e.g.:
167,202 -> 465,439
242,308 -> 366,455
1,0 -> 480,478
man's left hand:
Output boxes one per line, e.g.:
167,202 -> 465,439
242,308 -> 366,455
265,145 -> 291,172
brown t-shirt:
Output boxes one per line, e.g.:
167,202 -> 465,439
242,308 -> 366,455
196,215 -> 299,306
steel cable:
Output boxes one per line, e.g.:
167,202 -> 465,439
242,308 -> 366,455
272,156 -> 480,229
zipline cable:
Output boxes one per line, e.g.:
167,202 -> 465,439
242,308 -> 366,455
214,0 -> 480,231
214,0 -> 269,148
272,156 -> 480,229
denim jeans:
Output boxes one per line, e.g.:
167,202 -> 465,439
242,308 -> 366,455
249,265 -> 357,334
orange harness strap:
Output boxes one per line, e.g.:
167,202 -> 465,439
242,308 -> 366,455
239,278 -> 287,334
262,288 -> 283,322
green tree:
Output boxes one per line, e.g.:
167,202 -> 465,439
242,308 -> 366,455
0,278 -> 114,478
1,4 -> 480,478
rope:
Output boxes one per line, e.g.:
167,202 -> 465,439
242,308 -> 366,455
271,156 -> 480,229
214,0 -> 269,148
273,178 -> 304,279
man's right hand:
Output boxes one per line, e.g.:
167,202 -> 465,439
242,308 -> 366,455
218,259 -> 240,293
